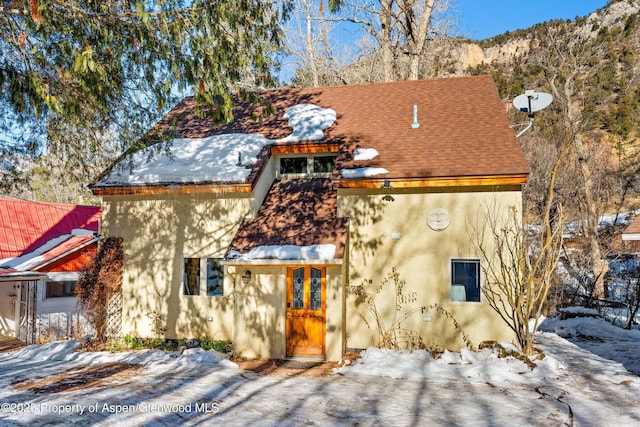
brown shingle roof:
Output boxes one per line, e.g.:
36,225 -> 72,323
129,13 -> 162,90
150,75 -> 529,183
226,178 -> 348,259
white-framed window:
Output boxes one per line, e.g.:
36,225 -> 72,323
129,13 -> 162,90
183,258 -> 201,296
451,259 -> 481,302
278,154 -> 337,177
46,280 -> 76,298
44,272 -> 79,299
183,258 -> 225,296
206,258 -> 224,296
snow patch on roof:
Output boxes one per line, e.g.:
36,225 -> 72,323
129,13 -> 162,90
97,103 -> 336,186
98,134 -> 271,186
227,244 -> 336,261
353,148 -> 379,161
0,229 -> 96,270
276,104 -> 336,143
341,167 -> 389,179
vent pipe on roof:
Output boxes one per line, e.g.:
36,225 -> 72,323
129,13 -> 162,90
411,105 -> 420,129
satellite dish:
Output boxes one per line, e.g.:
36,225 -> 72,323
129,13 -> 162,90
513,90 -> 553,117
512,90 -> 553,137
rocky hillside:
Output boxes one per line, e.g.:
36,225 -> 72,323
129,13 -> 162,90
429,0 -> 640,219
428,0 -> 639,94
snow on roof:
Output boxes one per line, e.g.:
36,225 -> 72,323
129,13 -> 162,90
276,104 -> 337,143
0,198 -> 100,260
227,244 -> 336,261
0,267 -> 47,281
97,103 -> 337,186
0,229 -> 97,271
353,148 -> 379,161
98,133 -> 272,186
340,167 -> 389,179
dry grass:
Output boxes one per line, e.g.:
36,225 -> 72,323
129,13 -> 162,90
11,362 -> 141,394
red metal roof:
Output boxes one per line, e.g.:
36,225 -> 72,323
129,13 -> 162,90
0,197 -> 101,261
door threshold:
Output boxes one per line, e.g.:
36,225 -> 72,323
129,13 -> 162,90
283,356 -> 326,362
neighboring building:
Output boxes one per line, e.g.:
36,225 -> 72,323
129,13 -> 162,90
91,76 -> 530,360
622,217 -> 640,241
0,198 -> 101,343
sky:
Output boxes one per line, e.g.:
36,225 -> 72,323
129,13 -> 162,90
454,0 -> 610,40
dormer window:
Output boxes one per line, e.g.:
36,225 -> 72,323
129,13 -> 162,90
278,154 -> 337,177
280,157 -> 308,175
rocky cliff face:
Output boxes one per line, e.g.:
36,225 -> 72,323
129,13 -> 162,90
431,0 -> 639,78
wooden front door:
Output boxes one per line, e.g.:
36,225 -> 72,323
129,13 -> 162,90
286,267 -> 326,357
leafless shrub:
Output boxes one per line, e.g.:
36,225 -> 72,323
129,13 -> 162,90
472,205 -> 564,355
348,267 -> 475,351
76,237 -> 123,342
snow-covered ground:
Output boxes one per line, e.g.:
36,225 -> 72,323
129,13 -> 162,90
1,314 -> 639,426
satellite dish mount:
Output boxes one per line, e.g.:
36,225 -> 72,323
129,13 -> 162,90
512,90 -> 553,137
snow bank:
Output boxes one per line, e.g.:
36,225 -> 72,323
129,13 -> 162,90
2,340 -> 238,372
5,340 -> 82,362
335,346 -> 536,385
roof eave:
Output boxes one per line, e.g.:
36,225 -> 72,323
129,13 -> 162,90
333,173 -> 529,189
0,272 -> 48,282
32,236 -> 102,272
90,182 -> 254,196
222,258 -> 343,267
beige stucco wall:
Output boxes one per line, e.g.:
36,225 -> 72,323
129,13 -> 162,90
338,185 -> 522,351
100,175 -> 522,358
101,191 -> 254,340
230,264 -> 345,360
231,265 -> 286,359
325,265 -> 345,361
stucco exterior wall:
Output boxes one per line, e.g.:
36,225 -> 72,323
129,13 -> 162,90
231,265 -> 286,359
230,264 -> 345,360
101,179 -> 523,358
101,192 -> 254,340
338,186 -> 522,351
325,265 -> 345,361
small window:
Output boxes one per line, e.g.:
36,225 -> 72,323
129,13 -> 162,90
206,258 -> 224,296
46,280 -> 76,298
280,157 -> 307,175
451,259 -> 480,302
313,155 -> 336,173
183,258 -> 200,296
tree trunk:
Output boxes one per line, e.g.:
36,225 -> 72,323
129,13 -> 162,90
563,80 -> 608,299
304,2 -> 319,86
380,0 -> 394,81
573,132 -> 608,298
405,0 -> 436,80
